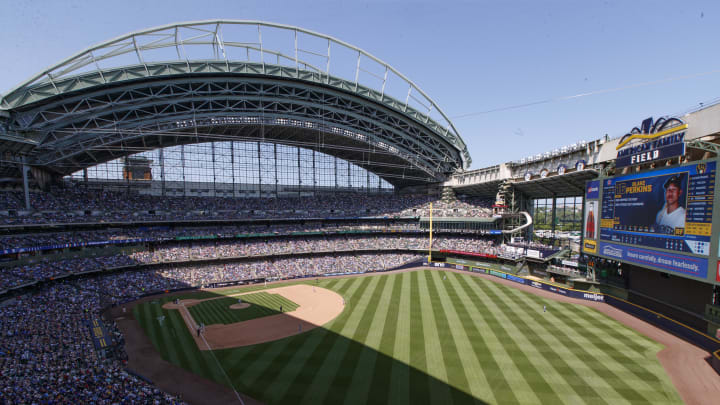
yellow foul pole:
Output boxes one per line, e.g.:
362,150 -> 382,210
428,202 -> 433,263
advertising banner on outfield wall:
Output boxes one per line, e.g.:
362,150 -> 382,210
448,263 -> 606,302
598,241 -> 708,279
420,261 -> 605,302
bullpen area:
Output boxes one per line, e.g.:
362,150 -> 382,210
128,269 -> 682,404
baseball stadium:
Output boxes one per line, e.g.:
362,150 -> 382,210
2,19 -> 720,405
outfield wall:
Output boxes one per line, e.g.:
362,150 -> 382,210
627,266 -> 712,331
426,261 -> 604,302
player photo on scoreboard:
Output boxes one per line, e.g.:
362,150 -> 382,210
612,172 -> 688,235
584,200 -> 598,240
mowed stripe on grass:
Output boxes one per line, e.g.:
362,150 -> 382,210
188,292 -> 299,325
134,270 -> 682,405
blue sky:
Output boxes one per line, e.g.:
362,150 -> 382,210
2,0 -> 719,169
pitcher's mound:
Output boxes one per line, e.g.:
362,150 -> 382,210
229,303 -> 250,309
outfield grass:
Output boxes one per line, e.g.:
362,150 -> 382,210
135,270 -> 682,405
188,292 -> 299,325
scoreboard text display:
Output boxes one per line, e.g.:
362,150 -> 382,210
583,160 -> 717,282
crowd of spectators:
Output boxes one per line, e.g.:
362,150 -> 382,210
0,187 -> 493,224
1,255 -> 137,290
547,265 -> 586,278
0,251 -> 421,402
505,241 -> 561,258
155,253 -> 423,286
0,247 -> 425,403
497,249 -> 525,260
0,222 -> 425,251
76,271 -> 189,299
0,184 -> 502,403
128,235 -> 498,263
1,234 -> 510,290
0,191 -> 23,210
0,230 -> 159,250
0,283 -> 185,404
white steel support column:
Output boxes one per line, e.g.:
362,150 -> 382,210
312,149 -> 316,194
181,144 -> 186,197
211,142 -> 216,196
159,148 -> 165,197
297,147 -> 301,197
367,166 -> 370,194
22,162 -> 31,210
257,141 -> 262,196
230,141 -> 235,197
274,143 -> 278,198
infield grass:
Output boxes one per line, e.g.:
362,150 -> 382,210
134,269 -> 682,405
188,292 -> 299,325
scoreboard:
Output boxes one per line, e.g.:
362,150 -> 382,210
583,160 -> 718,282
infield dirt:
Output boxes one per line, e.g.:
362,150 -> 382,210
162,284 -> 345,350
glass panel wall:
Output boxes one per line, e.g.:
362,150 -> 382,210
69,140 -> 393,196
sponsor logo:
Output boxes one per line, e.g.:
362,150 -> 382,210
602,245 -> 624,259
576,160 -> 586,171
615,117 -> 687,168
456,265 -> 463,270
531,281 -> 543,289
557,164 -> 566,175
583,239 -> 597,254
583,293 -> 604,302
549,286 -> 568,295
540,169 -> 549,178
616,117 -> 687,149
524,172 -> 532,181
489,270 -> 507,279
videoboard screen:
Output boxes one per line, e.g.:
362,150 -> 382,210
592,161 -> 715,280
